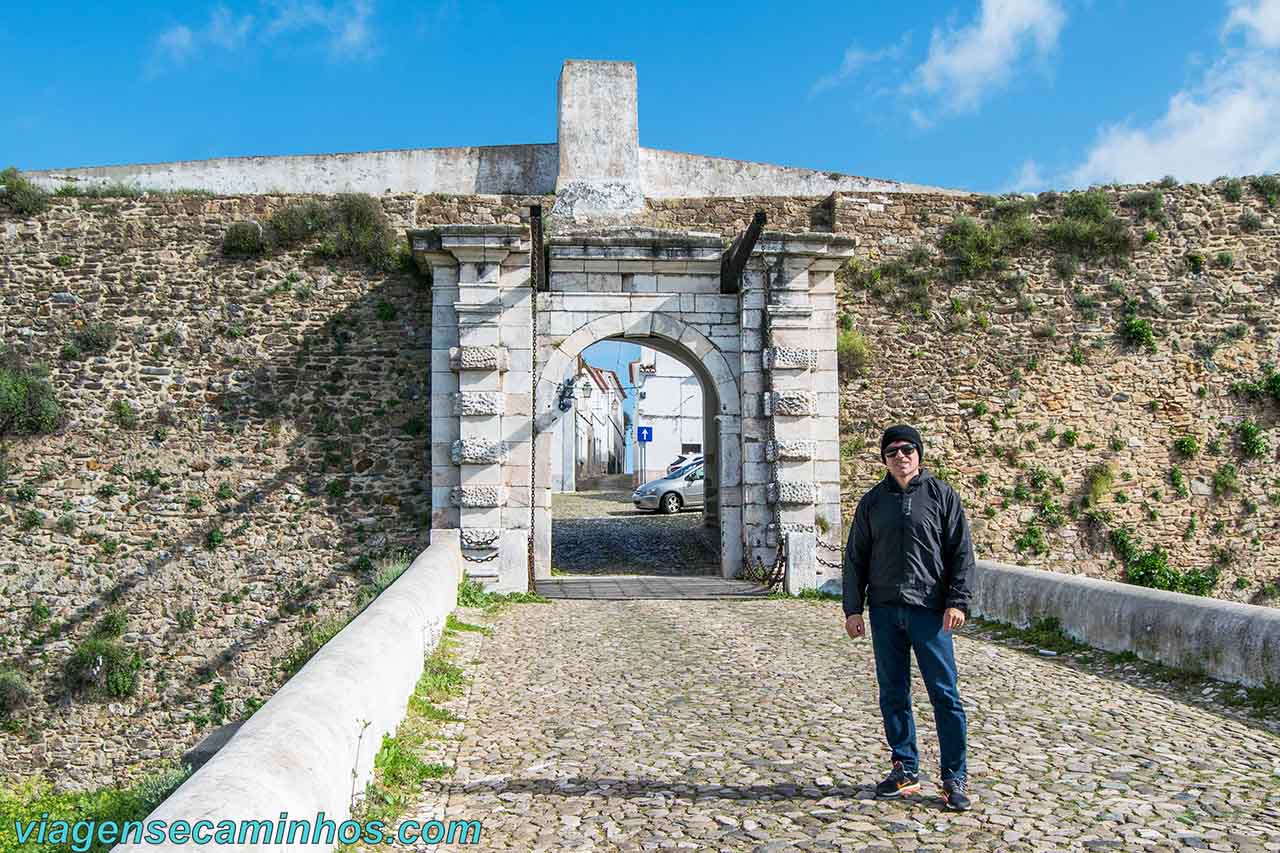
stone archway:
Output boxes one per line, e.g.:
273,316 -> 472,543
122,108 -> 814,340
410,222 -> 856,594
532,312 -> 742,579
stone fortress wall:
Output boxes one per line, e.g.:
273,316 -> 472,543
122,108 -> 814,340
649,186 -> 1280,596
3,180 -> 1277,788
2,57 -> 1277,790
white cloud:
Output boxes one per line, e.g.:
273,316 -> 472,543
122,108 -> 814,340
914,0 -> 1066,112
1006,159 -> 1047,193
810,33 -> 912,96
266,0 -> 377,58
207,5 -> 255,50
156,25 -> 196,64
908,108 -> 935,130
812,1 -> 1067,127
147,1 -> 375,75
1225,0 -> 1280,47
1067,49 -> 1280,186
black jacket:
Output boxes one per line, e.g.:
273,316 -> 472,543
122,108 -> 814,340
842,469 -> 976,617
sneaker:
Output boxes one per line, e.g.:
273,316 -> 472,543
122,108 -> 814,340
941,776 -> 972,811
875,760 -> 921,798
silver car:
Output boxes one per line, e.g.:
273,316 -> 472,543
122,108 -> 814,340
632,462 -> 705,514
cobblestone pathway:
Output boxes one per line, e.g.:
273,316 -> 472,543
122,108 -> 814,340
407,599 -> 1280,852
552,489 -> 719,575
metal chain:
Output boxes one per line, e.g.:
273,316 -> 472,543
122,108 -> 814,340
528,218 -> 539,585
462,550 -> 501,564
815,552 -> 844,570
464,531 -> 501,548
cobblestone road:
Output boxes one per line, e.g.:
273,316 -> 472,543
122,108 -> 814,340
552,489 -> 719,576
404,598 -> 1280,852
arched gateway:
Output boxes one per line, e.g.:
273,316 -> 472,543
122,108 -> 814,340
400,59 -> 857,596
411,223 -> 854,594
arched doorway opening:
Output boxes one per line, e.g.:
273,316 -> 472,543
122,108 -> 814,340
532,313 -> 742,582
546,338 -> 720,577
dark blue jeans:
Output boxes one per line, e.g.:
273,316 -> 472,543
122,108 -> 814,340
868,603 -> 968,781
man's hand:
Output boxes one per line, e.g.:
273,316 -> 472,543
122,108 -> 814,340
845,613 -> 865,640
943,607 -> 966,632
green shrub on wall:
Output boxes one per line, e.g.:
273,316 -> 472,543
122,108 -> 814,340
328,194 -> 399,270
222,194 -> 401,270
1121,189 -> 1165,223
222,221 -> 266,257
1250,174 -> 1280,206
1118,312 -> 1156,353
63,610 -> 142,699
0,167 -> 49,217
1110,526 -> 1219,596
64,637 -> 141,699
836,328 -> 871,378
0,348 -> 63,438
60,322 -> 118,361
940,216 -> 1032,278
267,198 -> 332,246
0,668 -> 35,718
1232,365 -> 1280,403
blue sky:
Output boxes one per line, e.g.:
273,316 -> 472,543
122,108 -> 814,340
4,1 -> 1279,193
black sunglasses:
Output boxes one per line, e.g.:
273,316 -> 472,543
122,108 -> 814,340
884,445 -> 917,458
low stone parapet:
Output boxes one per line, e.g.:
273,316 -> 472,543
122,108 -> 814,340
113,532 -> 463,853
971,560 -> 1280,688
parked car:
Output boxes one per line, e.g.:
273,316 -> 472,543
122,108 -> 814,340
666,453 -> 704,475
633,462 -> 705,514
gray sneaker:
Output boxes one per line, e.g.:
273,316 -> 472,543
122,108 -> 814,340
941,776 -> 972,811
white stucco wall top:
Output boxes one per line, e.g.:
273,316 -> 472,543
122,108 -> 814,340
638,147 -> 971,198
20,146 -> 971,199
23,143 -> 560,196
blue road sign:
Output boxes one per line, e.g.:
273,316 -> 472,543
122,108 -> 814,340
636,426 -> 653,443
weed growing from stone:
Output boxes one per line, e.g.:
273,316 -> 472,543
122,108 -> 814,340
1232,364 -> 1280,404
1212,464 -> 1239,497
1238,420 -> 1267,458
64,612 -> 142,699
1118,312 -> 1156,353
1249,173 -> 1280,206
836,328 -> 871,378
109,399 -> 138,430
0,349 -> 63,437
1083,462 -> 1114,507
1121,190 -> 1165,223
1014,523 -> 1047,555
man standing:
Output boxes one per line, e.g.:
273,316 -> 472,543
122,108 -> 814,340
843,424 -> 975,811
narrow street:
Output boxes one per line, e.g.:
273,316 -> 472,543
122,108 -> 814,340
551,480 -> 720,576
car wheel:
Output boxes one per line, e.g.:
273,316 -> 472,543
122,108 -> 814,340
660,492 -> 682,514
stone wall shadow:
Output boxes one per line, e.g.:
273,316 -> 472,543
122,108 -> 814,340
20,252 -> 434,720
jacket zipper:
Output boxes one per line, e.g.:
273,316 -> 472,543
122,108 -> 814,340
900,489 -> 911,594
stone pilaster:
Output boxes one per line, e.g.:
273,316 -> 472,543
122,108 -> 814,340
411,225 -> 531,592
749,232 -> 856,591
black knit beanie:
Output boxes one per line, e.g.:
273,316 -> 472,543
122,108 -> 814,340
880,424 -> 924,462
